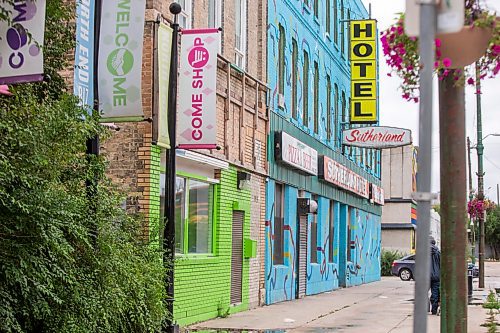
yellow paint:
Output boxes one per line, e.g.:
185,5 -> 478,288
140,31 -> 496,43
350,20 -> 378,124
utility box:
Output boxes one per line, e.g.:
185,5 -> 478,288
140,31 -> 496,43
244,238 -> 257,258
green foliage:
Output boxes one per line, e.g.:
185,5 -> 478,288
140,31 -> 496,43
481,291 -> 499,333
0,1 -> 168,332
380,249 -> 404,276
485,206 -> 500,259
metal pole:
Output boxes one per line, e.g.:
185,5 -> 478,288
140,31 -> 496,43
475,63 -> 485,289
163,3 -> 181,333
413,2 -> 436,332
467,136 -> 475,265
439,71 -> 468,333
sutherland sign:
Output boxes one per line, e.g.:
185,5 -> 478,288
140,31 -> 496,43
343,126 -> 412,148
275,131 -> 318,176
350,19 -> 378,124
318,155 -> 369,198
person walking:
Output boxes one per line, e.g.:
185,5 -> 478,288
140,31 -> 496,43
430,237 -> 441,315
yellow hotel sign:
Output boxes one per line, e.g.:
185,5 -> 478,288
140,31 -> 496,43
350,20 -> 378,124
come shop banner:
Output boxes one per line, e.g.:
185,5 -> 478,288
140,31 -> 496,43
0,0 -> 46,84
177,29 -> 220,149
98,0 -> 146,121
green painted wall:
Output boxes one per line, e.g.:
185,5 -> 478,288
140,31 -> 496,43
148,150 -> 252,326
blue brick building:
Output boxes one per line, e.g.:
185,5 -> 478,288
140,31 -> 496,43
265,0 -> 383,304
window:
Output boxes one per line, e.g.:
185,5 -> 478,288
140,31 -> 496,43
314,0 -> 319,18
341,91 -> 346,154
310,195 -> 319,264
340,0 -> 345,55
326,75 -> 332,141
292,39 -> 298,120
278,24 -> 286,98
347,207 -> 352,262
334,84 -> 339,146
333,0 -> 338,44
235,0 -> 247,69
326,0 -> 331,35
176,0 -> 191,29
313,61 -> 319,134
208,0 -> 222,28
274,183 -> 284,265
303,51 -> 309,127
329,201 -> 335,263
161,174 -> 214,255
347,11 -> 351,59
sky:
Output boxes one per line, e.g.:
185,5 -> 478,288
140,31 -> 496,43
361,0 -> 500,202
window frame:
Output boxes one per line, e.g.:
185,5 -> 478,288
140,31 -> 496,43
314,0 -> 319,19
291,38 -> 299,120
313,61 -> 319,134
278,24 -> 286,98
303,50 -> 310,128
333,0 -> 338,44
334,83 -> 339,147
176,0 -> 192,29
329,200 -> 335,263
326,75 -> 332,141
326,0 -> 331,36
234,0 -> 247,70
340,0 -> 345,55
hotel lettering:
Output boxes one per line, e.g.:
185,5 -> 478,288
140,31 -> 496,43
350,20 -> 377,124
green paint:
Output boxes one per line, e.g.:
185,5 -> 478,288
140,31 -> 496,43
99,116 -> 145,123
177,170 -> 219,183
149,162 -> 253,326
149,145 -> 162,248
244,239 -> 257,258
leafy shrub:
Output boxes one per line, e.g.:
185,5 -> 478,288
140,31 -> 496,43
381,249 -> 404,276
0,1 -> 168,332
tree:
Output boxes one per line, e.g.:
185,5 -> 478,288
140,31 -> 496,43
485,206 -> 500,259
0,1 -> 167,332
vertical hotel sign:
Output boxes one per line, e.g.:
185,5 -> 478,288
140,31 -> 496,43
74,0 -> 95,110
178,29 -> 220,149
0,0 -> 46,84
98,0 -> 146,120
350,20 -> 378,124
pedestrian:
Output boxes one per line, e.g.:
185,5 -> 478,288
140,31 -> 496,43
430,237 -> 441,315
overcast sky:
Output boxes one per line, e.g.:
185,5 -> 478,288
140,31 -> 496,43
362,0 -> 500,202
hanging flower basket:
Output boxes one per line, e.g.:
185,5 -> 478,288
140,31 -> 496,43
381,1 -> 500,102
468,196 -> 496,220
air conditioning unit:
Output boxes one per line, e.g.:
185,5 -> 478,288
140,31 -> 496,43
278,93 -> 285,109
297,198 -> 318,215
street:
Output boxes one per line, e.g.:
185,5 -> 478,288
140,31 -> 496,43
188,261 -> 500,333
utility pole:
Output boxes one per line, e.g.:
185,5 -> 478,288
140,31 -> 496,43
412,2 -> 436,332
467,136 -> 475,264
439,71 -> 468,333
475,63 -> 485,289
163,3 -> 181,333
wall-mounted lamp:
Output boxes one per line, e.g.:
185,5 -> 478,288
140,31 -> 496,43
237,171 -> 252,191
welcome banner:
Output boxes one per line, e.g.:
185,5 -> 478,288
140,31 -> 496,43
0,0 -> 46,84
74,0 -> 95,112
177,29 -> 220,149
98,0 -> 146,120
157,23 -> 173,149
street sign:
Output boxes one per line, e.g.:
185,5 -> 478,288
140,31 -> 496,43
342,126 -> 412,148
405,0 -> 464,37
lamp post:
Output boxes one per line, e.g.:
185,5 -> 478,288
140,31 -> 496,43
163,3 -> 181,333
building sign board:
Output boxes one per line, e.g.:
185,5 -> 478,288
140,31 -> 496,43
275,131 -> 318,176
370,183 -> 385,205
318,155 -> 369,198
350,20 -> 378,124
343,126 -> 412,148
0,0 -> 46,84
178,28 -> 220,149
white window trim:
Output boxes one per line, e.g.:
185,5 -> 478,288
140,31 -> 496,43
235,0 -> 247,70
176,0 -> 192,29
208,0 -> 222,29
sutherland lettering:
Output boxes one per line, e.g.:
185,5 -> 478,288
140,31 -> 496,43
322,156 -> 369,198
346,128 -> 406,143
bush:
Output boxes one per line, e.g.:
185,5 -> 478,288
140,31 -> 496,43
381,249 -> 404,276
0,1 -> 168,331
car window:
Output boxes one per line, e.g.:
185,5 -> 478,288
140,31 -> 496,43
407,255 -> 415,261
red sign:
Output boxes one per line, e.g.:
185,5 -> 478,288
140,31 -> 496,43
370,183 -> 385,205
343,126 -> 412,148
318,156 -> 369,198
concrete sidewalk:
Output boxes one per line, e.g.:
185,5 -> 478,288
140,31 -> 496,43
187,261 -> 500,333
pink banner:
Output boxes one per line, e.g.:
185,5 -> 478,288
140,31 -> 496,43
319,155 -> 369,198
177,29 -> 220,148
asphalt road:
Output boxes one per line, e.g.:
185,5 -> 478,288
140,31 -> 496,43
188,261 -> 500,333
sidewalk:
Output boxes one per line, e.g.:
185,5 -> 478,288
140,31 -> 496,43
187,261 -> 500,333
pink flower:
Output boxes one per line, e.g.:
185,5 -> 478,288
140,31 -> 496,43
492,44 -> 500,55
387,73 -> 392,77
397,26 -> 404,35
435,38 -> 441,47
413,97 -> 419,103
434,61 -> 440,68
402,93 -> 410,100
443,58 -> 452,68
467,78 -> 475,85
436,50 -> 442,59
399,47 -> 406,55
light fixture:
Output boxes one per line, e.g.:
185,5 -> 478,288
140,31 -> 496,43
237,171 -> 251,191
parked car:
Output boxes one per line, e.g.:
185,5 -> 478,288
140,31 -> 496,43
391,255 -> 480,281
391,254 -> 415,281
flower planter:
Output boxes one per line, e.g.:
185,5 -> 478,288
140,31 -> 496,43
437,25 -> 493,68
